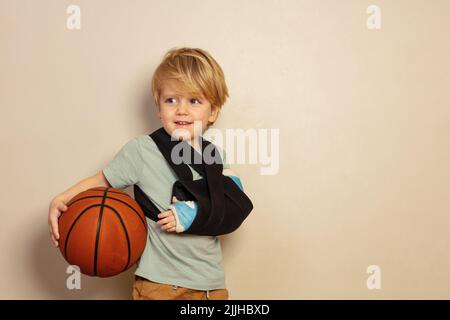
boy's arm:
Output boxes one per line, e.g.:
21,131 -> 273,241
49,171 -> 113,247
55,171 -> 111,203
50,137 -> 141,247
169,168 -> 247,234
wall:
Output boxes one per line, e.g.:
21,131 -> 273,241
1,0 -> 449,299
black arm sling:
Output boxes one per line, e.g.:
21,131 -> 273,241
133,127 -> 253,236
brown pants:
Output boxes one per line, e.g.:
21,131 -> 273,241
132,276 -> 229,300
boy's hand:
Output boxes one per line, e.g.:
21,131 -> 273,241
48,197 -> 68,247
157,196 -> 178,232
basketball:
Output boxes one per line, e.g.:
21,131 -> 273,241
58,187 -> 148,277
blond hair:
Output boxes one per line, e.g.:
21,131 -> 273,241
151,47 -> 229,117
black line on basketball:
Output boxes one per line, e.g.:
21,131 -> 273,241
66,189 -> 129,206
64,204 -> 103,260
106,189 -> 129,195
103,204 -> 132,273
93,190 -> 108,276
92,188 -> 128,196
66,195 -> 146,229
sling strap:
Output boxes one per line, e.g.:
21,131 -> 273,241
133,127 -> 253,236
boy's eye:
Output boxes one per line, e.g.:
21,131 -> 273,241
164,97 -> 201,104
165,98 -> 176,104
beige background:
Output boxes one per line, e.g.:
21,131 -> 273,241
1,0 -> 449,299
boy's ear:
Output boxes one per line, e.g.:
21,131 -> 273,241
208,106 -> 220,124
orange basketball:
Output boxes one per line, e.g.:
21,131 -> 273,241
58,187 -> 147,277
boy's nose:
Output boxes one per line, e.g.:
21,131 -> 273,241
176,102 -> 189,114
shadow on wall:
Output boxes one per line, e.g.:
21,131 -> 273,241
30,220 -> 136,300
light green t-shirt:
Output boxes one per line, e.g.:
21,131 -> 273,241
102,134 -> 228,290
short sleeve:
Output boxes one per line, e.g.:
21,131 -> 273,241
102,137 -> 143,189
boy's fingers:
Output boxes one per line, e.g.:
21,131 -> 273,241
161,221 -> 176,231
50,233 -> 59,247
50,217 -> 59,239
157,216 -> 175,225
157,210 -> 172,219
159,218 -> 175,227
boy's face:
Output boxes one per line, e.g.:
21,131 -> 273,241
157,79 -> 219,144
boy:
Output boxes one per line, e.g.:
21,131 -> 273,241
48,47 -> 253,300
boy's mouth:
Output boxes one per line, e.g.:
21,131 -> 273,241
174,121 -> 193,126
